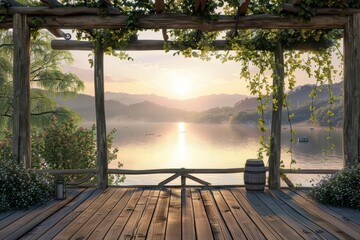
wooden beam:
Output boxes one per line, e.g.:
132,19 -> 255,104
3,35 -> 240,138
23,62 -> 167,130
12,14 -> 31,168
343,13 -> 360,167
0,13 -> 349,30
36,14 -> 350,30
35,167 -> 340,175
51,39 -> 336,51
109,168 -> 246,174
268,42 -> 285,190
94,41 -> 108,189
3,0 -> 67,39
46,28 -> 69,39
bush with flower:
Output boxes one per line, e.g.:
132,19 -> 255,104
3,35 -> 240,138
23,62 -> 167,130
309,163 -> 360,210
0,158 -> 53,212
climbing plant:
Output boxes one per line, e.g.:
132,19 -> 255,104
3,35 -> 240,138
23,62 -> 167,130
1,0 -> 354,165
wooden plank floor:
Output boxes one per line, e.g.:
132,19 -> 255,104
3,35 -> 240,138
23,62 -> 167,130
0,187 -> 359,239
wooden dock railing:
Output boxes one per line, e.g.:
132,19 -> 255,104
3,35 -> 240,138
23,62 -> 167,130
35,168 -> 340,187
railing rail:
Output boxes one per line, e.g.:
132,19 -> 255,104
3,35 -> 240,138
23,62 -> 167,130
35,167 -> 340,187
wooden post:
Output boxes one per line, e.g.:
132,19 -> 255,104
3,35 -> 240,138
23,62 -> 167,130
343,13 -> 360,167
268,42 -> 284,189
94,41 -> 108,189
181,168 -> 186,187
12,14 -> 31,168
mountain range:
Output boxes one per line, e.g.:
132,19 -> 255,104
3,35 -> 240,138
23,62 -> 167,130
104,92 -> 247,111
56,82 -> 343,126
55,93 -> 247,122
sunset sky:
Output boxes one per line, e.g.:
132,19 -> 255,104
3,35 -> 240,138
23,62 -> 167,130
64,31 -> 343,100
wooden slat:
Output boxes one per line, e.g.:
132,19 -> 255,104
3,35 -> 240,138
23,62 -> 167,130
181,188 -> 196,240
69,188 -> 127,239
271,189 -> 351,239
0,188 -> 78,231
0,211 -> 16,222
20,188 -> 96,240
36,189 -> 102,240
220,189 -> 266,239
103,189 -> 144,239
165,188 -> 182,240
1,188 -> 85,239
88,188 -> 136,239
3,187 -> 359,239
256,191 -> 323,239
191,189 -> 213,240
295,190 -> 360,233
321,205 -> 360,226
119,189 -> 152,239
53,188 -> 116,239
268,190 -> 336,240
238,189 -> 303,239
282,189 -> 358,239
200,189 -> 232,239
146,189 -> 171,240
211,189 -> 246,239
0,205 -> 43,230
229,188 -> 281,239
133,190 -> 161,239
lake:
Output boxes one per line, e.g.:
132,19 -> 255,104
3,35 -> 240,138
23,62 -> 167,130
97,122 -> 343,186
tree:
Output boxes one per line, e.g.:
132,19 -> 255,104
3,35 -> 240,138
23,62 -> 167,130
0,30 -> 84,129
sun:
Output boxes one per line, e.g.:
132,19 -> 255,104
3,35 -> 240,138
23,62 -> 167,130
171,77 -> 193,99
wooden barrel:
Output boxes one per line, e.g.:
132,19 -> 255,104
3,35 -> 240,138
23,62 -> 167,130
244,159 -> 266,191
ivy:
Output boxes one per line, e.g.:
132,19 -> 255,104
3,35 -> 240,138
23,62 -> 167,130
1,0 -> 349,167
298,0 -> 360,21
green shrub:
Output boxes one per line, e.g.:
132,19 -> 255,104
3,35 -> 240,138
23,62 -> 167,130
309,163 -> 360,210
0,159 -> 53,212
0,116 -> 123,188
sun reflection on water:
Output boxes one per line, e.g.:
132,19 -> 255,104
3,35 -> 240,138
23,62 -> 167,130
174,122 -> 187,163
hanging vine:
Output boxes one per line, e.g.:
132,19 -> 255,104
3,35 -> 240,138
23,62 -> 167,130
2,0 -> 352,166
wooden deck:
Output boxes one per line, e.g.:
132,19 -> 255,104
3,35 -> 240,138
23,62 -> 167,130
0,187 -> 359,239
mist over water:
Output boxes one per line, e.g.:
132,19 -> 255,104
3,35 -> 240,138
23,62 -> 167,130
95,122 -> 343,186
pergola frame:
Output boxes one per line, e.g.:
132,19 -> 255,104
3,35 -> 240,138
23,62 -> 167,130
1,0 -> 359,190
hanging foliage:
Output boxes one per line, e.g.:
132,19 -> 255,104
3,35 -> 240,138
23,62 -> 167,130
1,0 -> 354,163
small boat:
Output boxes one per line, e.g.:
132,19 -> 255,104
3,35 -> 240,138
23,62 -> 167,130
298,137 -> 309,143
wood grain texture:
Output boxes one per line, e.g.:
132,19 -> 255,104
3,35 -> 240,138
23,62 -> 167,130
94,42 -> 108,189
0,13 -> 349,30
268,42 -> 284,189
343,13 -> 360,167
12,13 -> 31,168
0,187 -> 359,239
51,39 -> 340,52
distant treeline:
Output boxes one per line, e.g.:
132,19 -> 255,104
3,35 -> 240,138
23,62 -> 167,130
191,83 -> 343,127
